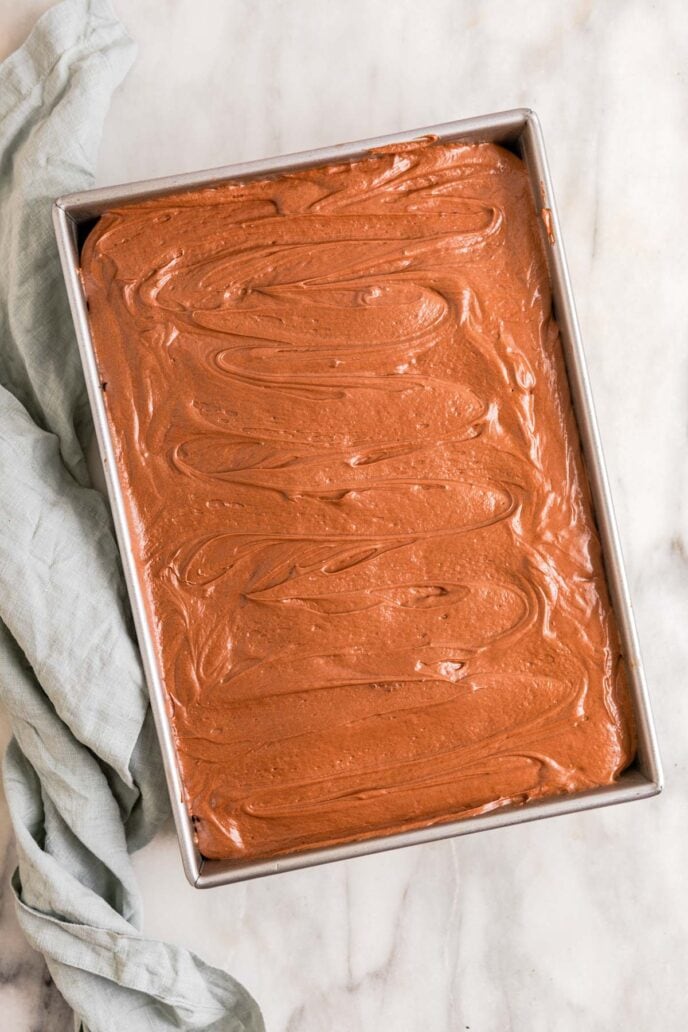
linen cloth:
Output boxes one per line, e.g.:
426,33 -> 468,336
0,1 -> 264,1029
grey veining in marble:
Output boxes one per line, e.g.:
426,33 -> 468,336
1,1 -> 687,1030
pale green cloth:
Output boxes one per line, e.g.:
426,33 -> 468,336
0,2 -> 264,1029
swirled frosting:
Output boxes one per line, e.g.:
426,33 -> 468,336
81,139 -> 635,862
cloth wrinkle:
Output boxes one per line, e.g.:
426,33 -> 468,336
0,2 -> 265,1029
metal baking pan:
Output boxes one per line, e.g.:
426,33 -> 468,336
53,108 -> 663,889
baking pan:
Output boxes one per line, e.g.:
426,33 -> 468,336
53,109 -> 662,889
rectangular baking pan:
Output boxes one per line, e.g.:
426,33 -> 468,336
53,108 -> 663,889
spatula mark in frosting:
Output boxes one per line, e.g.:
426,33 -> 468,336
81,138 -> 635,862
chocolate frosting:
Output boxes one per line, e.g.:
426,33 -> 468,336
81,139 -> 635,862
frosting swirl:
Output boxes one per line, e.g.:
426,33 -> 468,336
81,139 -> 635,861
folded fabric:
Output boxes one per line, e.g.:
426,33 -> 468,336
0,2 -> 264,1029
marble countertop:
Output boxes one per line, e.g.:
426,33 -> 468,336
1,1 -> 686,1029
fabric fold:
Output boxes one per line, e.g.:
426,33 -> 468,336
0,2 -> 265,1029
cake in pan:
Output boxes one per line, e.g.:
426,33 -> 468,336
81,138 -> 635,861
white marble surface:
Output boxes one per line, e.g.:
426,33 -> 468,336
1,1 -> 687,1029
